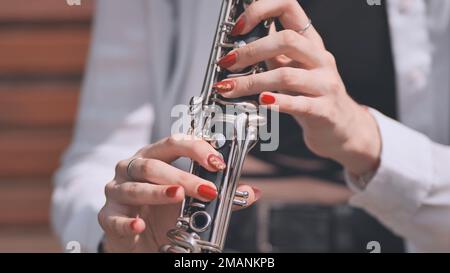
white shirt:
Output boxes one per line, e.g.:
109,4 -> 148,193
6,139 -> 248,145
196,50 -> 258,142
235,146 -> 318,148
51,0 -> 450,252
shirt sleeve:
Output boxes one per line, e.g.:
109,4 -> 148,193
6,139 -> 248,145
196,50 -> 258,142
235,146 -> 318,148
51,0 -> 154,252
346,109 -> 450,252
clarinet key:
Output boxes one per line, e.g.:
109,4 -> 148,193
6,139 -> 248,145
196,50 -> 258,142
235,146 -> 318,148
235,190 -> 249,198
232,198 -> 248,207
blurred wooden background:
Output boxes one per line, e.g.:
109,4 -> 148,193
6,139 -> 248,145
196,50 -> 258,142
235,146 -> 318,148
0,0 -> 94,252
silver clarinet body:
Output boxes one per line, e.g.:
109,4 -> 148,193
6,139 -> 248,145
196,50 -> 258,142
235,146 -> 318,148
162,0 -> 270,253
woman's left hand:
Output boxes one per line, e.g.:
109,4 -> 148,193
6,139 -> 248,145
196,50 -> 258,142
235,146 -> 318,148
215,0 -> 381,176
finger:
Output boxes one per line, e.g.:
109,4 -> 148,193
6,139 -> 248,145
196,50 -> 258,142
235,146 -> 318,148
258,91 -> 318,117
99,207 -> 146,238
105,182 -> 185,205
232,0 -> 323,46
123,158 -> 218,202
231,185 -> 262,211
219,30 -> 324,71
265,55 -> 295,70
265,21 -> 287,72
217,67 -> 319,98
140,134 -> 226,172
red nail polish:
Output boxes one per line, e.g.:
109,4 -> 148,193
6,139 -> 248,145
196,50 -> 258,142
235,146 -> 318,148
231,16 -> 246,36
166,186 -> 180,198
130,219 -> 139,231
207,154 -> 226,171
213,80 -> 235,93
217,52 -> 237,68
251,186 -> 262,200
198,184 -> 218,201
261,94 -> 276,105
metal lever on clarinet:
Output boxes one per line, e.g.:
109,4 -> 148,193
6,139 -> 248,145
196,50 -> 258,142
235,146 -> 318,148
162,0 -> 270,253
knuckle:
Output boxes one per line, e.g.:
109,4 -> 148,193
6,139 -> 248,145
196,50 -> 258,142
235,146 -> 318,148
247,7 -> 265,26
175,171 -> 191,186
110,217 -> 120,233
104,181 -> 116,199
244,75 -> 256,91
280,30 -> 299,50
151,188 -> 163,201
98,206 -> 115,235
115,159 -> 128,176
278,67 -> 298,89
243,43 -> 258,61
256,12 -> 266,24
322,51 -> 336,66
98,207 -> 107,227
326,79 -> 342,93
125,183 -> 142,199
165,135 -> 179,147
167,133 -> 192,147
141,159 -> 158,179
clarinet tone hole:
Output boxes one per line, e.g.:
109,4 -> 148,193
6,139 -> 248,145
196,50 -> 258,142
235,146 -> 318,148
190,211 -> 212,233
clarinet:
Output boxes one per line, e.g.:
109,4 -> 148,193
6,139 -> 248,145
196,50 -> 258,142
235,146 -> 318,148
162,0 -> 271,253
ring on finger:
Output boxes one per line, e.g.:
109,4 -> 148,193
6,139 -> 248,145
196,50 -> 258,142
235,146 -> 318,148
127,157 -> 142,181
297,18 -> 312,35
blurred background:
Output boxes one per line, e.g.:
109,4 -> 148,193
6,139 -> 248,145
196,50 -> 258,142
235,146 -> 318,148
0,0 -> 405,253
0,0 -> 94,252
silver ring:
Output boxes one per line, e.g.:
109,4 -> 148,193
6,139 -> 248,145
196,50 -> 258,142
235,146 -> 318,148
297,18 -> 312,34
127,157 -> 142,180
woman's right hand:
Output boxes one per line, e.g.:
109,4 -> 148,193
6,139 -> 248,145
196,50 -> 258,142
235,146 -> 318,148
98,134 -> 260,252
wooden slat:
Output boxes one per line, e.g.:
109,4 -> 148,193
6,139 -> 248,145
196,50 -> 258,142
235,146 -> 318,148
0,0 -> 94,22
0,129 -> 72,178
0,83 -> 79,128
0,225 -> 60,252
0,180 -> 52,225
0,28 -> 91,75
0,0 -> 93,251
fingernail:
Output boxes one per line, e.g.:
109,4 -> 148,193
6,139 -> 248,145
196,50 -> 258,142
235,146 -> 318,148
252,186 -> 262,200
207,154 -> 226,171
213,80 -> 235,93
198,184 -> 218,201
217,52 -> 237,69
166,186 -> 180,198
130,218 -> 139,231
261,94 -> 276,105
231,16 -> 246,36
